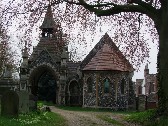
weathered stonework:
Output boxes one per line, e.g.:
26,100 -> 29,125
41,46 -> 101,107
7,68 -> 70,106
83,71 -> 133,110
19,6 -> 135,109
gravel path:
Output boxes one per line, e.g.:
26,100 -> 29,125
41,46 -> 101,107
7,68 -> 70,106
49,106 -> 140,126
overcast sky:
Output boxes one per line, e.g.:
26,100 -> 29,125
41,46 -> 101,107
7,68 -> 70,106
7,23 -> 158,83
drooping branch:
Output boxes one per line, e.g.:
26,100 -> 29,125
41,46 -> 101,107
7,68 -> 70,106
64,0 -> 159,24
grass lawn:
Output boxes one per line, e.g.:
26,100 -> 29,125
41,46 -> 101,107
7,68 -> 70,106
0,101 -> 67,126
0,111 -> 67,126
125,109 -> 168,126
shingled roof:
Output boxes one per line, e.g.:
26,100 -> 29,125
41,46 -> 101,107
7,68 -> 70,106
81,33 -> 134,72
40,5 -> 56,29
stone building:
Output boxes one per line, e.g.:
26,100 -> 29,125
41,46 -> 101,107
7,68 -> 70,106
0,65 -> 19,95
135,64 -> 157,96
81,34 -> 134,109
135,79 -> 143,97
144,64 -> 157,96
19,5 -> 135,109
135,64 -> 158,109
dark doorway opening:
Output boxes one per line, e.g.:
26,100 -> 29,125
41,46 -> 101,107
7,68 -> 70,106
38,71 -> 56,103
29,65 -> 58,104
66,80 -> 81,106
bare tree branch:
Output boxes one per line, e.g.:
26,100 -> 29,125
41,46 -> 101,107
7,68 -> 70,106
63,0 -> 159,23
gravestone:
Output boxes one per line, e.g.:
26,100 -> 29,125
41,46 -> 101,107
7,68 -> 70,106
1,90 -> 19,117
17,91 -> 29,113
138,94 -> 146,111
29,94 -> 37,111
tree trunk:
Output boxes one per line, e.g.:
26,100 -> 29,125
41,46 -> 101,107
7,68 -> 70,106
158,4 -> 168,115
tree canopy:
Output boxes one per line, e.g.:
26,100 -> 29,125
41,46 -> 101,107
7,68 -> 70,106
0,0 -> 159,70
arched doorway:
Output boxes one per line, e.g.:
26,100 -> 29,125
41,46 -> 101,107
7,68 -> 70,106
66,80 -> 80,106
29,65 -> 58,103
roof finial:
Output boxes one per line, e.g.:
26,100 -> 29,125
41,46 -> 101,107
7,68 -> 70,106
145,63 -> 148,69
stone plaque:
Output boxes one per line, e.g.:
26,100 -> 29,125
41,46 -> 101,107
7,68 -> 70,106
1,90 -> 19,117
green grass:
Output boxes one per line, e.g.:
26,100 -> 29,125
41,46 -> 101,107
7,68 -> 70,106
125,109 -> 156,124
125,109 -> 168,126
156,117 -> 168,126
57,106 -> 112,112
97,115 -> 124,126
0,111 -> 67,126
0,101 -> 67,126
37,101 -> 55,107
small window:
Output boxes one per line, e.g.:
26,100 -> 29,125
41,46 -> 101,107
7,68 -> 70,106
104,78 -> 110,93
87,77 -> 93,93
149,82 -> 154,94
138,85 -> 142,94
121,79 -> 126,94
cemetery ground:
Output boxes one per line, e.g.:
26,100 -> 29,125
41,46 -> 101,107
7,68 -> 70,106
0,101 -> 168,126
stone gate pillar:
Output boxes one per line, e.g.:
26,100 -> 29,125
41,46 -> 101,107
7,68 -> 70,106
58,46 -> 68,105
58,78 -> 66,105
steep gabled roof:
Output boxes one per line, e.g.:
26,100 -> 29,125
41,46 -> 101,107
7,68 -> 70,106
40,5 -> 56,29
29,49 -> 58,68
81,33 -> 134,72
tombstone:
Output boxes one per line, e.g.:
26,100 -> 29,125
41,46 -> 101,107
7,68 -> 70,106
17,91 -> 29,113
137,94 -> 146,111
29,94 -> 37,111
1,90 -> 19,117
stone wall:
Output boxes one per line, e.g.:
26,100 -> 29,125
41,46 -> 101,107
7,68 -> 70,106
83,71 -> 133,110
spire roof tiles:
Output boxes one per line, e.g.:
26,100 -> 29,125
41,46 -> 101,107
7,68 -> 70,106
82,33 -> 134,72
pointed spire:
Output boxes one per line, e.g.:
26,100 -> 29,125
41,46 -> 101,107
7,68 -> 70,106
145,63 -> 148,69
40,5 -> 56,29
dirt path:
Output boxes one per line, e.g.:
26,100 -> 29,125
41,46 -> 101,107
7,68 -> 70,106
49,106 -> 140,126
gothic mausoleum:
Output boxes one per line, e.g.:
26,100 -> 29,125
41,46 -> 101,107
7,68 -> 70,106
20,5 -> 135,110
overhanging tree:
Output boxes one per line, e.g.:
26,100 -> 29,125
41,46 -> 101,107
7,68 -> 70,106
2,0 -> 167,115
67,0 -> 168,115
0,25 -> 16,76
64,0 -> 166,116
2,0 -> 152,68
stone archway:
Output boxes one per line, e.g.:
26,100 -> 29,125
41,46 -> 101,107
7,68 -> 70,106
29,65 -> 58,104
65,80 -> 80,106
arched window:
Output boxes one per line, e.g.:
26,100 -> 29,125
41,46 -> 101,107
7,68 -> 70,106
104,78 -> 110,93
121,79 -> 126,94
87,77 -> 93,93
149,82 -> 154,94
138,85 -> 142,94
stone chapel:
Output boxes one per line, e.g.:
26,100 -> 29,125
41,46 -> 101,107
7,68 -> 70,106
20,5 -> 135,110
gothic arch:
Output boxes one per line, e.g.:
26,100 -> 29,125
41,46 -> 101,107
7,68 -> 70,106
121,78 -> 126,94
103,78 -> 111,94
29,64 -> 59,103
65,79 -> 81,106
87,76 -> 94,93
